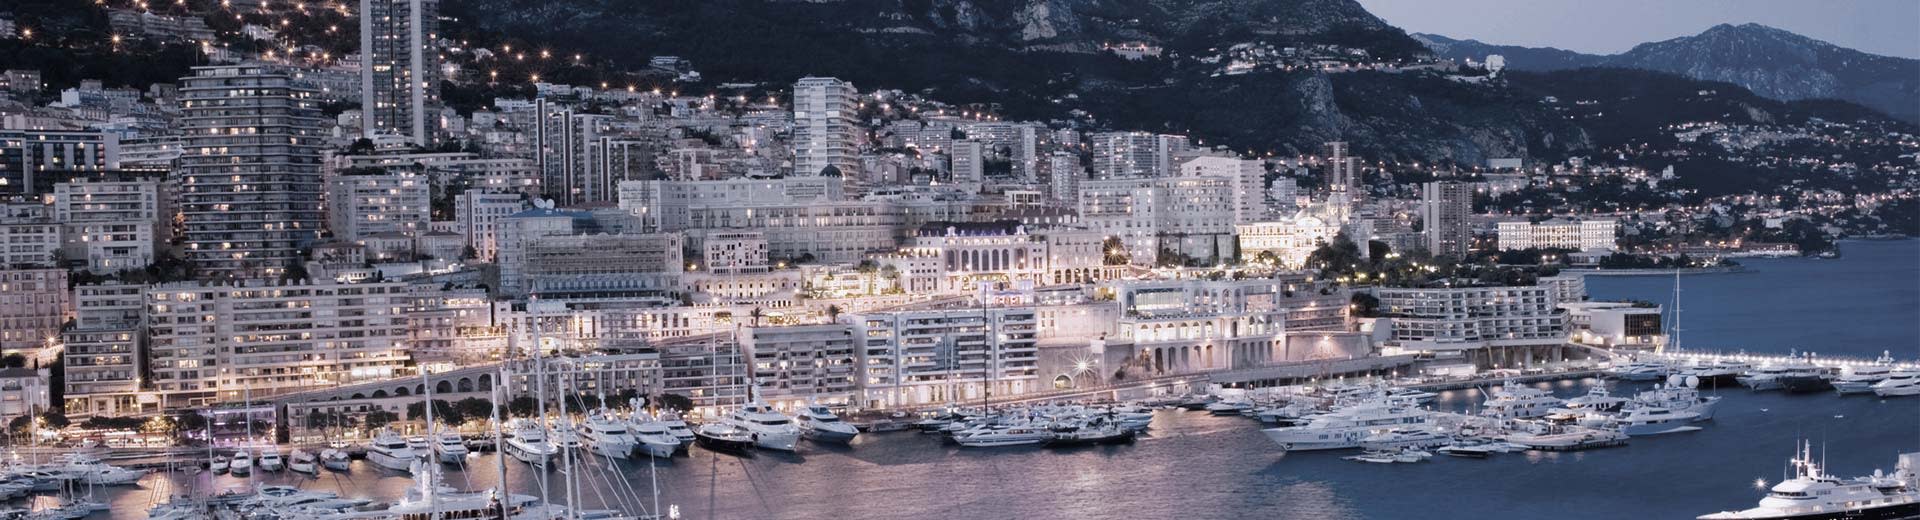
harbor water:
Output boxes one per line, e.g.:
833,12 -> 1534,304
80,240 -> 1920,519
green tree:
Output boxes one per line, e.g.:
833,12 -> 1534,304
37,411 -> 69,429
364,410 -> 399,429
452,398 -> 495,423
652,393 -> 694,412
507,396 -> 538,417
173,411 -> 208,433
406,400 -> 461,425
1350,293 -> 1382,318
0,354 -> 25,368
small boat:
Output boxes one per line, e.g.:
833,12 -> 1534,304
1393,448 -> 1434,463
1343,450 -> 1401,464
210,456 -> 229,474
693,422 -> 755,454
406,436 -> 432,455
258,449 -> 285,471
320,448 -> 351,472
229,450 -> 253,476
628,411 -> 688,456
1437,444 -> 1495,458
954,425 -> 1053,448
289,449 -> 319,474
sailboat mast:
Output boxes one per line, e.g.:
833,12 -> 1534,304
493,366 -> 510,520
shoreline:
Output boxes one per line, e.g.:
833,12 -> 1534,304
1563,265 -> 1746,276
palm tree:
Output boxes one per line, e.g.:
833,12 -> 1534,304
749,306 -> 764,327
825,304 -> 843,322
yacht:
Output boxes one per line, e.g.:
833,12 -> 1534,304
1632,382 -> 1722,420
229,450 -> 253,476
1479,382 -> 1564,419
433,432 -> 470,461
1779,366 -> 1839,393
1044,417 -> 1136,447
1873,370 -> 1920,397
319,447 -> 351,472
723,400 -> 802,452
257,449 -> 284,472
578,411 -> 642,460
504,421 -> 559,466
1261,401 -> 1431,451
693,422 -> 756,454
1698,443 -> 1919,519
1612,404 -> 1703,436
1832,365 -> 1897,395
406,435 -> 432,455
1553,386 -> 1630,414
1739,364 -> 1827,391
953,424 -> 1053,448
1204,398 -> 1256,416
288,449 -> 318,474
1609,362 -> 1675,382
1358,428 -> 1452,451
627,411 -> 689,456
655,410 -> 699,445
57,456 -> 147,485
797,403 -> 861,444
210,455 -> 229,474
1682,361 -> 1753,387
367,430 -> 418,471
1386,388 -> 1439,404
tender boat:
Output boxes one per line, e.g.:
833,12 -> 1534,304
289,449 -> 319,474
367,430 -> 418,471
797,403 -> 861,444
1697,443 -> 1920,520
1437,443 -> 1496,458
1204,398 -> 1256,416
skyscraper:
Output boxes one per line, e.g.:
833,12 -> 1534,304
177,65 -> 326,278
360,0 -> 441,145
1422,180 -> 1473,258
792,77 -> 857,178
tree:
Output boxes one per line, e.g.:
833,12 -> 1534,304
6,415 -> 30,435
452,398 -> 495,423
507,396 -> 538,417
652,393 -> 694,412
173,411 -> 208,433
364,410 -> 399,429
1350,293 -> 1382,318
825,304 -> 843,322
406,400 -> 461,425
1305,233 -> 1364,280
749,307 -> 764,327
37,411 -> 69,429
0,354 -> 25,368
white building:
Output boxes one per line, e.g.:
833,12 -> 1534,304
0,368 -> 52,430
740,324 -> 859,408
1422,181 -> 1473,258
61,283 -> 145,417
177,65 -> 326,278
359,0 -> 441,144
1180,155 -> 1267,224
848,307 -> 1040,409
1089,131 -> 1187,180
1236,216 -> 1339,268
792,77 -> 857,177
1373,285 -> 1568,367
1563,301 -> 1664,350
453,189 -> 525,262
1496,218 -> 1618,251
0,269 -> 68,357
949,139 -> 984,187
327,170 -> 430,240
54,175 -> 162,273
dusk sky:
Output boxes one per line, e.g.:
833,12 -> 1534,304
1358,0 -> 1920,59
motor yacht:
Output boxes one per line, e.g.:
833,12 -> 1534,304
723,399 -> 801,452
1697,443 -> 1919,519
433,432 -> 470,461
209,455 -> 229,474
288,449 -> 318,474
1869,370 -> 1920,397
1632,381 -> 1722,420
1204,398 -> 1256,416
257,449 -> 284,472
406,436 -> 432,456
655,410 -> 699,445
1358,428 -> 1452,451
57,456 -> 146,485
578,411 -> 642,460
623,412 -> 684,457
953,424 -> 1053,448
504,420 -> 559,466
1552,386 -> 1630,414
1739,363 -> 1828,391
1479,382 -> 1564,419
1612,404 -> 1703,436
1681,361 -> 1752,387
1609,362 -> 1675,382
367,430 -> 418,471
1833,365 -> 1897,395
797,403 -> 861,444
693,422 -> 755,454
1261,400 -> 1431,451
229,450 -> 253,476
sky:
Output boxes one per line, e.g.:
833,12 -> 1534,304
1357,0 -> 1920,59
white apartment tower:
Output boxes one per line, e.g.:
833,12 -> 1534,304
177,65 -> 326,279
949,139 -> 984,187
792,77 -> 858,178
359,0 -> 441,145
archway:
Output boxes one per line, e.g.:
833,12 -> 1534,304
1052,374 -> 1073,390
457,378 -> 474,393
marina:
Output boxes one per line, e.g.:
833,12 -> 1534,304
4,244 -> 1916,519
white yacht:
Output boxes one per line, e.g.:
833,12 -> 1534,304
797,403 -> 861,444
1204,398 -> 1256,416
1833,365 -> 1897,395
723,399 -> 801,452
257,449 -> 284,471
229,450 -> 253,476
1739,363 -> 1826,391
1612,404 -> 1702,436
1698,443 -> 1919,519
1873,370 -> 1920,397
1609,362 -> 1675,382
1479,382 -> 1564,419
406,436 -> 432,456
505,421 -> 558,466
627,411 -> 688,456
953,424 -> 1053,448
579,411 -> 642,460
288,449 -> 318,474
367,430 -> 418,471
433,432 -> 470,461
1632,381 -> 1722,420
1358,428 -> 1451,451
210,455 -> 229,473
655,410 -> 699,444
1553,386 -> 1630,414
1261,401 -> 1431,451
57,456 -> 147,485
1682,361 -> 1753,387
694,422 -> 755,454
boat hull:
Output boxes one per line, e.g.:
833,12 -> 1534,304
694,434 -> 754,454
802,427 -> 859,444
1779,376 -> 1834,393
366,453 -> 413,471
750,432 -> 800,451
1697,500 -> 1920,520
